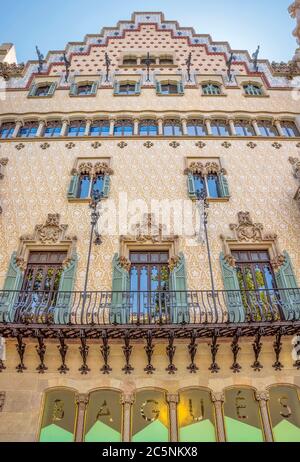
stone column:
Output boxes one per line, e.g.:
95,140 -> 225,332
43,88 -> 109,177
205,118 -> 212,136
158,118 -> 164,136
274,119 -> 285,137
109,118 -> 115,136
75,393 -> 89,442
61,119 -> 69,137
252,119 -> 261,136
211,392 -> 226,442
133,118 -> 139,136
12,120 -> 23,138
167,393 -> 179,442
37,120 -> 46,138
84,119 -> 92,137
122,393 -> 134,442
255,391 -> 273,442
229,119 -> 237,136
181,118 -> 188,135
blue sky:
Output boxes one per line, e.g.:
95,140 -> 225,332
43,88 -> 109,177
0,0 -> 296,63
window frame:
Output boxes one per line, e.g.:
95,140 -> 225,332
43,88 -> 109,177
113,119 -> 134,137
18,121 -> 39,138
243,83 -> 264,96
0,122 -> 15,139
163,119 -> 183,136
67,120 -> 86,137
202,83 -> 222,96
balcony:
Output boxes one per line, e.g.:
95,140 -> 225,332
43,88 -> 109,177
0,288 -> 299,374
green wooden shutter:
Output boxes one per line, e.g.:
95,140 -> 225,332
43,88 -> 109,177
219,174 -> 230,198
55,255 -> 78,324
220,252 -> 245,322
69,83 -> 78,96
101,175 -> 111,198
177,81 -> 184,94
114,81 -> 120,95
187,173 -> 196,199
28,84 -> 37,97
91,82 -> 98,95
0,252 -> 23,323
135,81 -> 141,94
47,82 -> 57,97
169,252 -> 189,324
110,254 -> 130,324
275,251 -> 300,321
156,81 -> 162,94
67,175 -> 79,199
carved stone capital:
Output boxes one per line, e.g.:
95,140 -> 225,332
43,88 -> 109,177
166,393 -> 179,405
121,393 -> 134,406
75,393 -> 89,409
119,256 -> 131,272
211,392 -> 225,403
255,391 -> 270,402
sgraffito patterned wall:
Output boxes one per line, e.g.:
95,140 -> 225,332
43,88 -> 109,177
0,137 -> 299,290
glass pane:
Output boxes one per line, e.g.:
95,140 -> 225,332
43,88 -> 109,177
224,388 -> 264,442
207,175 -> 220,198
92,175 -> 104,196
163,125 -> 173,136
131,390 -> 169,442
78,175 -> 91,198
84,390 -> 122,442
150,266 -> 159,291
268,386 -> 300,442
194,175 -> 205,195
39,389 -> 76,442
178,389 -> 217,442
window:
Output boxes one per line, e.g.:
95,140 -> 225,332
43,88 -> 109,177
77,172 -> 104,199
257,120 -> 279,137
161,83 -> 179,94
139,119 -> 158,136
70,82 -> 97,96
268,385 -> 300,442
243,84 -> 263,96
0,122 -> 15,139
18,122 -> 39,138
234,120 -> 256,136
193,174 -> 221,198
159,56 -> 173,65
43,121 -> 62,137
113,119 -> 133,136
123,56 -> 137,66
281,121 -> 300,138
187,120 -> 207,136
90,120 -> 110,137
141,56 -> 155,65
211,120 -> 230,136
187,162 -> 230,200
163,119 -> 182,136
28,82 -> 56,98
67,120 -> 86,137
119,83 -> 137,95
202,83 -> 221,95
68,161 -> 112,200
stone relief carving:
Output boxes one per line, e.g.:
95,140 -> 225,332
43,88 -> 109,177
0,62 -> 25,81
289,156 -> 300,180
16,214 -> 77,270
221,211 -> 285,269
184,161 -> 226,176
0,158 -> 8,215
72,161 -> 113,177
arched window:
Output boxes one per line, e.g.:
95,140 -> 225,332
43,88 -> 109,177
223,387 -> 265,442
18,121 -> 39,138
160,82 -> 179,95
43,121 -> 62,137
39,388 -> 77,442
178,388 -> 217,442
268,385 -> 300,442
281,121 -> 300,138
113,119 -> 133,136
67,120 -> 86,137
0,122 -> 15,139
77,172 -> 92,199
139,119 -> 158,136
84,390 -> 122,442
90,120 -> 110,137
123,56 -> 138,66
131,389 -> 169,442
193,174 -> 206,196
257,120 -> 279,137
211,120 -> 230,136
234,120 -> 256,136
187,120 -> 207,136
244,84 -> 263,96
163,119 -> 182,136
202,83 -> 221,95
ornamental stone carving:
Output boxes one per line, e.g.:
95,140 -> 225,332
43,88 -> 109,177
289,1 -> 300,45
289,156 -> 300,179
221,211 -> 285,269
16,214 -> 77,270
184,161 -> 226,176
72,161 -> 113,177
0,158 -> 8,215
0,392 -> 5,412
0,62 -> 25,81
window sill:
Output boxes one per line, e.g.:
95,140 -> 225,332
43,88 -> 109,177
69,94 -> 97,98
68,197 -> 108,203
243,94 -> 269,98
156,93 -> 184,96
191,197 -> 230,203
201,94 -> 227,97
27,95 -> 54,99
113,93 -> 141,97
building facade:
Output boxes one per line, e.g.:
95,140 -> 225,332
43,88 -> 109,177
0,9 -> 300,443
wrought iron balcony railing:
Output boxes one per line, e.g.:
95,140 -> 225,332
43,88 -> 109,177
0,288 -> 300,326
